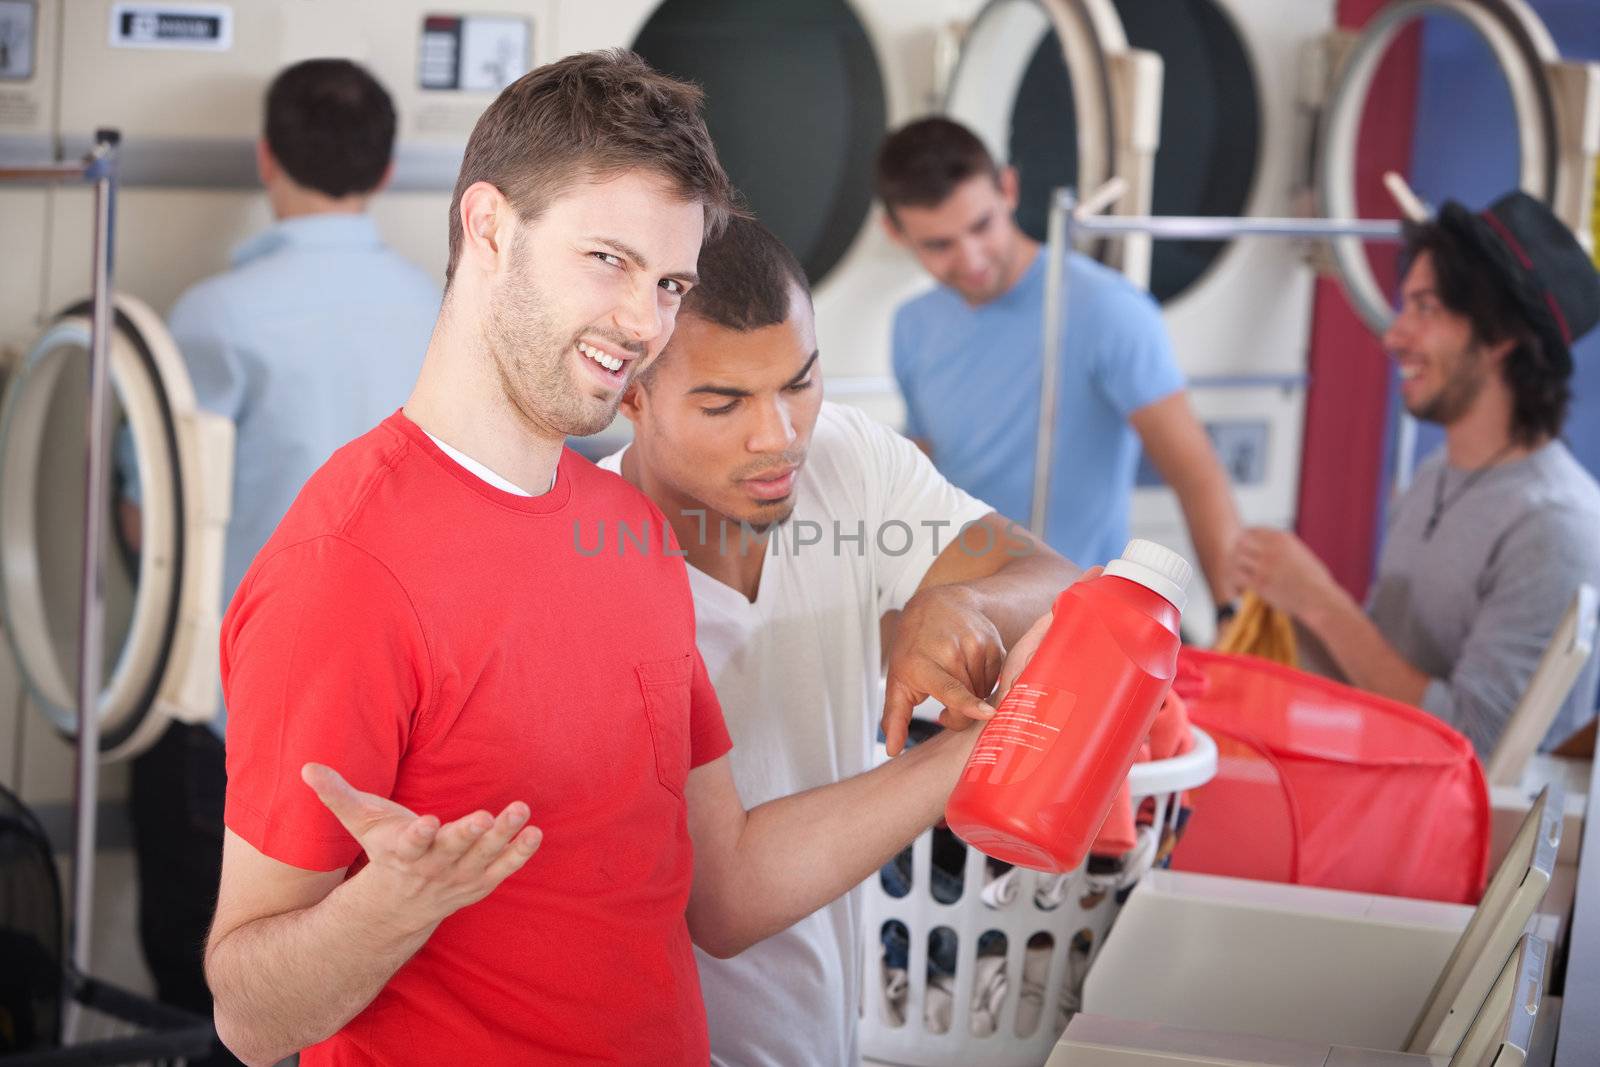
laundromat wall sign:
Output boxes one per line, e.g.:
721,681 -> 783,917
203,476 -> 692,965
109,2 -> 233,51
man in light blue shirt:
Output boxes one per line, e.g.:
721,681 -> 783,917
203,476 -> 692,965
119,59 -> 436,1059
877,118 -> 1239,604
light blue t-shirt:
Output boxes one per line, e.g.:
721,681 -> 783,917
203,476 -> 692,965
891,250 -> 1183,568
119,213 -> 439,734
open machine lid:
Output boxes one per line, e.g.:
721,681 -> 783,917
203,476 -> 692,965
630,0 -> 887,288
0,297 -> 232,761
1316,0 -> 1599,334
941,0 -> 1164,286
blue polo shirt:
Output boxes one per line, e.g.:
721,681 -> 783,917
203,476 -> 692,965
119,213 -> 439,733
891,250 -> 1183,568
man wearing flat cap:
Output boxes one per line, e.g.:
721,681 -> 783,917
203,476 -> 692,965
1233,192 -> 1600,756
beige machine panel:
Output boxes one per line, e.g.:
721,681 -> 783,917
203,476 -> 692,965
43,186 -> 269,323
1,1 -> 58,794
0,0 -> 56,346
0,188 -> 47,348
41,2 -> 548,320
58,0 -> 555,146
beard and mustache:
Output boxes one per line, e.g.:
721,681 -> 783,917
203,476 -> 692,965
485,237 -> 646,439
1404,342 -> 1490,427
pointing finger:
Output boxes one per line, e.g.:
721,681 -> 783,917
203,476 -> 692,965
881,678 -> 916,757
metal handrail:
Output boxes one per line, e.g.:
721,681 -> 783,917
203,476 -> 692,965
1030,184 -> 1405,541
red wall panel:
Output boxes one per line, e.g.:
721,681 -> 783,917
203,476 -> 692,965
1296,1 -> 1422,596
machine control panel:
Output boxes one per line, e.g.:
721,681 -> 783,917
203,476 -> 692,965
1136,418 -> 1270,488
420,13 -> 530,92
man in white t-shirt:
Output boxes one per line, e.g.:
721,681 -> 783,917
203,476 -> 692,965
601,217 -> 1077,1066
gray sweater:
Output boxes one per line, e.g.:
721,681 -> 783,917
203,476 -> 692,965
1364,441 -> 1600,756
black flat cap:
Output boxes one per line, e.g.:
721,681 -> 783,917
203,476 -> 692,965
1435,191 -> 1600,375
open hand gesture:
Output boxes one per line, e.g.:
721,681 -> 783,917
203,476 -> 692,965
302,763 -> 542,931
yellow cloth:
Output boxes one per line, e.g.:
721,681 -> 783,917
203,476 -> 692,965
1216,591 -> 1298,665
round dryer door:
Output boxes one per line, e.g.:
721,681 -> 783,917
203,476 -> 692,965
0,296 -> 233,761
942,0 -> 1165,285
1317,0 -> 1593,334
631,0 -> 887,286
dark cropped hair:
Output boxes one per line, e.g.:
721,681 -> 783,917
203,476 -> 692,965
265,59 -> 396,199
447,49 -> 736,284
683,215 -> 811,331
875,117 -> 999,224
1403,221 -> 1571,444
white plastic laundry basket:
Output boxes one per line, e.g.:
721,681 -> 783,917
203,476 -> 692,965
861,727 -> 1216,1067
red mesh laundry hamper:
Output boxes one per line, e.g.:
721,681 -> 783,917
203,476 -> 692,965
1169,649 -> 1490,903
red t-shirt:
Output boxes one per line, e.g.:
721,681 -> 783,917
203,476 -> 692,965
222,412 -> 732,1065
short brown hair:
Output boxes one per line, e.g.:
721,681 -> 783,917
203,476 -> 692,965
266,59 -> 395,198
875,117 -> 998,223
446,49 -> 736,284
636,216 -> 809,390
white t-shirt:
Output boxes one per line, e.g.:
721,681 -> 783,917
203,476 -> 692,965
602,401 -> 991,1067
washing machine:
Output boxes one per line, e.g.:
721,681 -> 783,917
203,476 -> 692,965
1316,0 -> 1599,337
0,297 -> 232,761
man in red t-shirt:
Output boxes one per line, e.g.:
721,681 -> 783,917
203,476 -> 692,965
203,51 -> 1035,1066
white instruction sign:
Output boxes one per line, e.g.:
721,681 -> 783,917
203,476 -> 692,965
0,0 -> 34,80
110,3 -> 233,51
420,14 -> 529,92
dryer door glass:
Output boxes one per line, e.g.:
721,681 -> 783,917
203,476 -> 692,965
1009,25 -> 1081,245
632,0 -> 886,286
1112,0 -> 1259,304
0,308 -> 183,753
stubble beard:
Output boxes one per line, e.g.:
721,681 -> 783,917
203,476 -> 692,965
486,249 -> 626,439
1411,342 -> 1489,427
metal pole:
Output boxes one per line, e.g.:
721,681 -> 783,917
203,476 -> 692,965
1031,187 -> 1075,538
1070,214 -> 1405,242
68,130 -> 119,995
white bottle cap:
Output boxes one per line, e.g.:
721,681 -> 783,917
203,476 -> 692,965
1103,539 -> 1192,614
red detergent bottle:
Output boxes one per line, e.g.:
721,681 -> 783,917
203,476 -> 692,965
944,539 -> 1191,873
